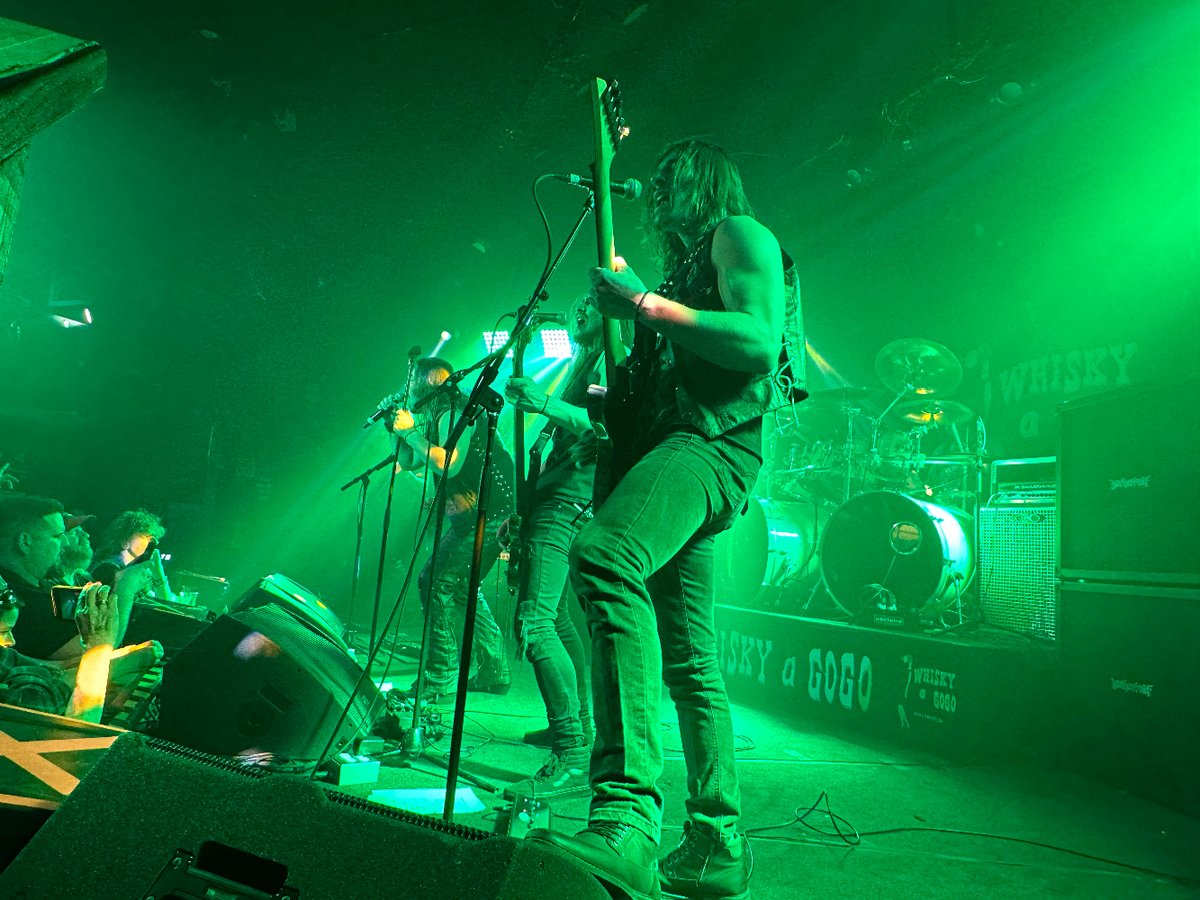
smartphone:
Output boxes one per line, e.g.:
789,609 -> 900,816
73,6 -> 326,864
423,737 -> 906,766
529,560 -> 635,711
50,585 -> 86,620
129,539 -> 159,567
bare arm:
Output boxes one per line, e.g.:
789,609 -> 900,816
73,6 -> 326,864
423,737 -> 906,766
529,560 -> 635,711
392,410 -> 463,477
505,376 -> 592,436
65,583 -> 118,722
591,216 -> 784,373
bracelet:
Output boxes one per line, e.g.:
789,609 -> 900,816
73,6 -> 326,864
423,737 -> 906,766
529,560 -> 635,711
634,290 -> 651,318
540,396 -> 550,416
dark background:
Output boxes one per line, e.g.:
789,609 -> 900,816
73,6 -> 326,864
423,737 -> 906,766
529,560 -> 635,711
1,0 -> 1196,620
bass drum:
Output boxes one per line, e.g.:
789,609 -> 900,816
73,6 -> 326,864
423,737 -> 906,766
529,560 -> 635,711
714,497 -> 825,606
819,491 -> 974,619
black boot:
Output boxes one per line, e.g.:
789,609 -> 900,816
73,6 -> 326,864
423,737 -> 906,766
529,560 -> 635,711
659,822 -> 752,900
527,822 -> 660,900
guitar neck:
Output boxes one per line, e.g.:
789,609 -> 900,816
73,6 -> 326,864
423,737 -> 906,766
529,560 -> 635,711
590,76 -> 628,384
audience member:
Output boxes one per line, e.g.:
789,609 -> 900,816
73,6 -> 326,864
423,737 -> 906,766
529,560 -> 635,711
0,495 -> 137,659
0,572 -> 120,722
47,514 -> 96,586
91,508 -> 166,587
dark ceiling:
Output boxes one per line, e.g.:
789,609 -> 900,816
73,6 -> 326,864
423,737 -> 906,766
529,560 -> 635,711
1,0 -> 1196,593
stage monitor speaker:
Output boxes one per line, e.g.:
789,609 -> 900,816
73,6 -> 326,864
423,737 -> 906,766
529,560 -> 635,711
230,572 -> 349,651
1058,379 -> 1200,585
1057,581 -> 1200,816
155,603 -> 382,765
978,503 -> 1058,639
0,733 -> 605,900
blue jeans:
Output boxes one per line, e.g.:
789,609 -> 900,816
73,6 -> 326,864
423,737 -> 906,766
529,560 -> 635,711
418,512 -> 507,689
515,498 -> 592,753
569,430 -> 757,844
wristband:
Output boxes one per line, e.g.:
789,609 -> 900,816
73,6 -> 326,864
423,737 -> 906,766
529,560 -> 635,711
540,396 -> 550,416
634,291 -> 651,318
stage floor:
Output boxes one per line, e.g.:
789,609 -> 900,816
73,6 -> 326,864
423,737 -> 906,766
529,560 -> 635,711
345,630 -> 1200,900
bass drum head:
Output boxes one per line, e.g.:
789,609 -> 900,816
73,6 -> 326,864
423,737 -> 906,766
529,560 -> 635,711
714,497 -> 768,605
714,497 -> 825,607
820,491 -> 974,619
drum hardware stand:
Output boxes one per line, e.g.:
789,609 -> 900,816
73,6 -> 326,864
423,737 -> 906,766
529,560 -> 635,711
840,403 -> 864,503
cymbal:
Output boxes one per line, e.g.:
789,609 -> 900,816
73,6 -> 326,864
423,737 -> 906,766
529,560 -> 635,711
875,338 -> 963,396
890,399 -> 975,427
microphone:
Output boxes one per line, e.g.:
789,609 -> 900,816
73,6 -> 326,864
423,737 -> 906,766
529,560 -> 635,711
362,392 -> 401,429
504,310 -> 568,325
551,173 -> 643,201
408,344 -> 422,358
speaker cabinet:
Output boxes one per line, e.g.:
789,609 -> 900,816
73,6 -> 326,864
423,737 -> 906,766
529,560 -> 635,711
1057,581 -> 1200,815
230,572 -> 349,651
979,504 -> 1058,639
0,733 -> 605,899
156,603 -> 382,764
1058,379 -> 1200,585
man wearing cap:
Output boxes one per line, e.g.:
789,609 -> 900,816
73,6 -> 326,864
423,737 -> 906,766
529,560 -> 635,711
49,513 -> 96,586
0,495 -> 139,659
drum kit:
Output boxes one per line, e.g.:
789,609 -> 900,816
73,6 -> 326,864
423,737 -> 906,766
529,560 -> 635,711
717,338 -> 986,628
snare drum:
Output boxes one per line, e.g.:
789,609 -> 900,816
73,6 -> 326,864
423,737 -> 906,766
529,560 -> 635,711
714,497 -> 825,605
819,491 -> 974,619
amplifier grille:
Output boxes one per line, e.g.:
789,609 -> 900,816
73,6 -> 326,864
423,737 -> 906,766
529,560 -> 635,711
979,505 -> 1058,640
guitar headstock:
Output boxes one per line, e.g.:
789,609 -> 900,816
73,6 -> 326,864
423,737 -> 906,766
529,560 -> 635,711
595,78 -> 629,158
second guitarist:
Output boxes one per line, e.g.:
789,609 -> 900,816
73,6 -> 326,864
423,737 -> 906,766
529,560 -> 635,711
500,289 -> 611,800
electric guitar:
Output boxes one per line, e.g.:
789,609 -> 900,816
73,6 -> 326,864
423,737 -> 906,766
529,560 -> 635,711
588,77 -> 632,502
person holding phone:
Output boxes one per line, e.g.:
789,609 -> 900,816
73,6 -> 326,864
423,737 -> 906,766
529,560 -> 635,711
90,508 -> 166,588
1,573 -> 124,721
0,495 -> 141,659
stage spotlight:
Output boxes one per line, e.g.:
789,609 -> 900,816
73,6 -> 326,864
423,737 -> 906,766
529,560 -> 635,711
540,328 -> 573,359
432,330 -> 451,355
483,330 -> 514,358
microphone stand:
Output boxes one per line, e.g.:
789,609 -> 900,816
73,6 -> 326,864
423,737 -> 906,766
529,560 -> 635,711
339,453 -> 399,650
311,191 -> 597,820
343,357 -> 419,661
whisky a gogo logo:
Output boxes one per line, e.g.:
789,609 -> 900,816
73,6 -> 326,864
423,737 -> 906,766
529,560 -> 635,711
898,653 -> 960,728
806,649 -> 873,712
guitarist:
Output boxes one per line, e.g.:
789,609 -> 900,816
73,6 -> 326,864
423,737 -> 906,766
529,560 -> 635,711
388,357 -> 514,701
499,289 -> 609,801
530,139 -> 804,900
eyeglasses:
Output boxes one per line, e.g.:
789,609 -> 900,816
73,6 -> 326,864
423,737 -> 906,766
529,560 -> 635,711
0,587 -> 23,610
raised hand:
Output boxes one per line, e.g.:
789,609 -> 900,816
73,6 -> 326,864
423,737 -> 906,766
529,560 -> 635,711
74,582 -> 118,649
504,377 -> 548,414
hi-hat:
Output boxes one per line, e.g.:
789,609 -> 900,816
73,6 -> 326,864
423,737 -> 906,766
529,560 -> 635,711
891,399 -> 975,427
875,338 -> 963,396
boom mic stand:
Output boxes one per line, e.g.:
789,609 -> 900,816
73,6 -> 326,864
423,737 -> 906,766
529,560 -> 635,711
340,353 -> 419,662
313,189 -> 598,821
339,452 -> 397,652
